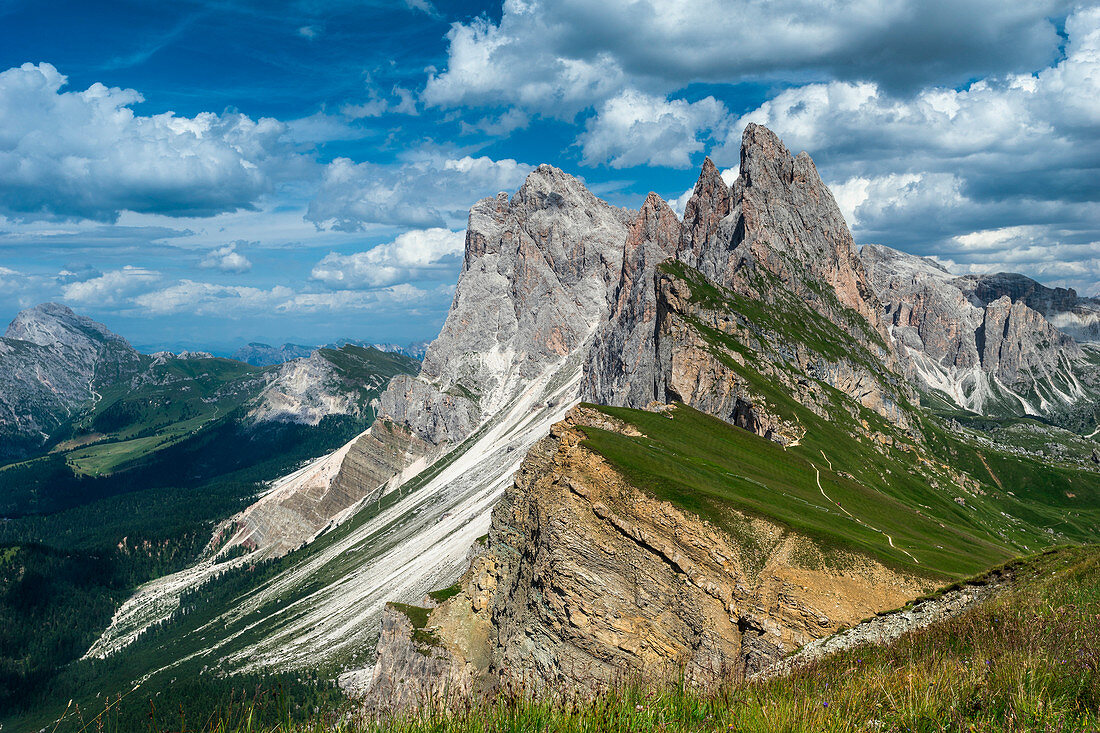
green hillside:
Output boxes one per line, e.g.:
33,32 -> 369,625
0,346 -> 420,726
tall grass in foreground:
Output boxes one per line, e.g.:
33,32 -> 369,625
65,548 -> 1100,733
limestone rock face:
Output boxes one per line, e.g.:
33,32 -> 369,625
344,604 -> 458,710
583,126 -> 910,437
384,166 -> 631,448
249,353 -> 359,425
229,165 -> 630,558
678,157 -> 731,271
0,303 -> 143,459
686,125 -> 890,350
954,272 -> 1100,344
654,264 -> 911,443
582,192 -> 681,407
247,346 -> 418,426
227,418 -> 435,556
979,296 -> 1082,385
363,407 -> 931,706
861,244 -> 1091,415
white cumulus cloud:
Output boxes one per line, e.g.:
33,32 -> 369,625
61,266 -> 161,306
311,228 -> 465,288
307,153 -> 532,231
199,243 -> 253,273
579,89 -> 729,169
0,62 -> 292,222
423,0 -> 1070,116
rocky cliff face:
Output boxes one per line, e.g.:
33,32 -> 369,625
224,166 -> 630,558
861,244 -> 1092,415
582,192 -> 681,408
685,125 -> 890,350
248,351 -> 367,425
584,125 -> 911,439
359,406 -> 931,708
0,303 -> 143,459
954,272 -> 1100,344
247,345 -> 418,426
385,166 -> 630,447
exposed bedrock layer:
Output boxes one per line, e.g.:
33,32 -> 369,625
358,406 -> 932,710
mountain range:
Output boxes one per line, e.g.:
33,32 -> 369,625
232,339 -> 429,367
8,123 -> 1100,730
0,305 -> 422,466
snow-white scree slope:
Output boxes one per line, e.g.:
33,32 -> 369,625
860,244 -> 1094,417
87,165 -> 630,668
208,354 -> 586,674
86,339 -> 588,672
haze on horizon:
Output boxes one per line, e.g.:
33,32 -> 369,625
0,0 -> 1096,352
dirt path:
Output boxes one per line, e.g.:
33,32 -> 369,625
814,450 -> 920,565
977,452 -> 1004,491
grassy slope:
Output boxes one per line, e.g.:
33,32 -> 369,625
580,403 -> 1005,578
63,357 -> 265,476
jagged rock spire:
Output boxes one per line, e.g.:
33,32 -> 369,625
582,191 -> 681,407
678,156 -> 731,270
679,124 -> 890,347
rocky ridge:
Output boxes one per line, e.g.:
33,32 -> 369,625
247,345 -> 418,427
861,244 -> 1095,416
758,569 -> 1007,681
585,125 -> 913,444
956,273 -> 1100,344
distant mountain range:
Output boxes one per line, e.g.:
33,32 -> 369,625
0,303 -> 420,464
232,339 -> 429,366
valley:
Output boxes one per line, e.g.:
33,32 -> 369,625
0,310 -> 419,724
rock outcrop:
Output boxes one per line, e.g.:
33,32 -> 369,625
759,569 -> 1008,680
582,192 -> 681,407
247,345 -> 417,426
361,406 -> 932,709
384,166 -> 631,447
954,272 -> 1100,344
861,244 -> 1092,415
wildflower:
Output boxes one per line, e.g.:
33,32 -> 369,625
823,702 -> 829,708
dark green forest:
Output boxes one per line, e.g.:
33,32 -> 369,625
0,413 -> 372,719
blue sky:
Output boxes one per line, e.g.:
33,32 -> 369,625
0,0 -> 1097,353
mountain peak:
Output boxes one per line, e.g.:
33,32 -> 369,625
4,302 -> 122,347
678,153 -> 732,268
739,122 -> 804,192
